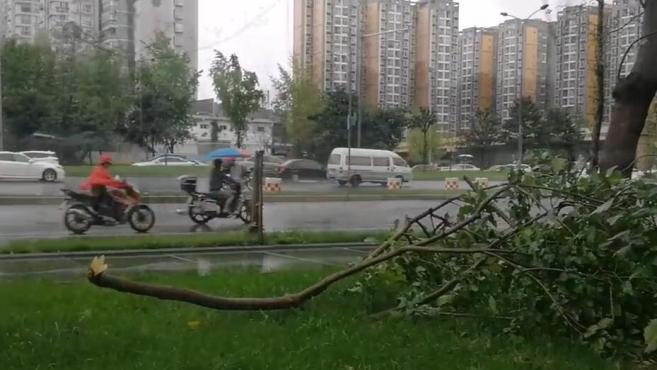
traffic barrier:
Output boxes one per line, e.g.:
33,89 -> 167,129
387,177 -> 402,190
445,177 -> 460,190
475,177 -> 489,188
264,177 -> 282,193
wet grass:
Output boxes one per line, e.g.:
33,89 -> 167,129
0,269 -> 615,370
2,230 -> 386,254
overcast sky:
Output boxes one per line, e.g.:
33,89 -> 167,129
197,0 -> 586,100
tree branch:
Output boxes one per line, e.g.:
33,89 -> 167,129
88,245 -> 519,311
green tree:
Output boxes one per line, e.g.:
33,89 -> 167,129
408,108 -> 437,164
462,110 -> 502,168
307,89 -> 351,162
210,52 -> 264,148
0,39 -> 58,143
541,108 -> 582,161
362,107 -> 409,150
121,36 -> 199,154
56,50 -> 133,156
271,62 -> 323,156
270,63 -> 292,116
308,89 -> 407,162
407,128 -> 442,165
503,97 -> 543,148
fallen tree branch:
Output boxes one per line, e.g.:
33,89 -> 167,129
369,213 -> 546,319
366,183 -> 512,259
88,244 -> 520,311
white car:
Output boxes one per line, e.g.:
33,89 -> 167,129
132,157 -> 207,167
440,164 -> 481,171
20,150 -> 60,164
0,151 -> 65,182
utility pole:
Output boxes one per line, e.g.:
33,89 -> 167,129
0,32 -> 4,151
517,21 -> 524,165
501,4 -> 549,165
356,8 -> 362,148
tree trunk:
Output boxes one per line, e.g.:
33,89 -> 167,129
601,1 -> 657,174
590,0 -> 605,168
423,130 -> 429,164
636,100 -> 657,170
236,130 -> 243,149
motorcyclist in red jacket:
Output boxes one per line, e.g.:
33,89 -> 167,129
81,154 -> 128,215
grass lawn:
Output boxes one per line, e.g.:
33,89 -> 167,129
2,230 -> 385,254
413,170 -> 509,182
64,165 -> 211,178
0,269 -> 615,370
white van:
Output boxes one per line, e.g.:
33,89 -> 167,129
326,148 -> 413,186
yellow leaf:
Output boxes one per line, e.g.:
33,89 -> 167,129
187,321 -> 201,330
88,256 -> 108,277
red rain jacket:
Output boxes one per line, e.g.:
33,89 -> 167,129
80,165 -> 127,191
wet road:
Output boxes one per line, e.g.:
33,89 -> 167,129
0,200 -> 461,244
0,177 -> 498,196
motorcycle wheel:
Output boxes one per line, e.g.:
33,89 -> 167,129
127,205 -> 155,233
64,204 -> 92,235
188,205 -> 212,225
238,200 -> 252,224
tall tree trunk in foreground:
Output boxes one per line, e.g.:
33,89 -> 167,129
601,0 -> 657,174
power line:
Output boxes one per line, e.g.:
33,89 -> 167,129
197,0 -> 283,53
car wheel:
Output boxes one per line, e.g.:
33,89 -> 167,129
42,169 -> 57,182
338,180 -> 347,187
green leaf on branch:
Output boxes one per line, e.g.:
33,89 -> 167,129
644,320 -> 657,353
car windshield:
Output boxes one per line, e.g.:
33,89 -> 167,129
24,152 -> 52,158
328,154 -> 341,165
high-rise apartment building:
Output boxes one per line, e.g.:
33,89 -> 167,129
100,0 -> 198,72
362,0 -> 415,108
99,0 -> 134,60
0,0 -> 98,48
415,0 -> 459,133
294,0 -> 459,125
293,0 -> 361,94
495,19 -> 551,120
457,27 -> 497,130
554,5 -> 601,125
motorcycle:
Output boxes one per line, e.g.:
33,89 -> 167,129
177,175 -> 252,225
61,179 -> 156,235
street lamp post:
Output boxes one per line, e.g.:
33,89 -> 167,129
501,4 -> 549,165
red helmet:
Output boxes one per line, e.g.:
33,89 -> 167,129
99,154 -> 113,165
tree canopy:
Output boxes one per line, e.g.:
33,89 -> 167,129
210,52 -> 264,148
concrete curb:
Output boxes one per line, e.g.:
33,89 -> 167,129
0,193 -> 461,205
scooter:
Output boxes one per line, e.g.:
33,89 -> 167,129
177,175 -> 252,225
61,180 -> 155,235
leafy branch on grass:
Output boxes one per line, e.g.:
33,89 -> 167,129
88,153 -> 657,360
